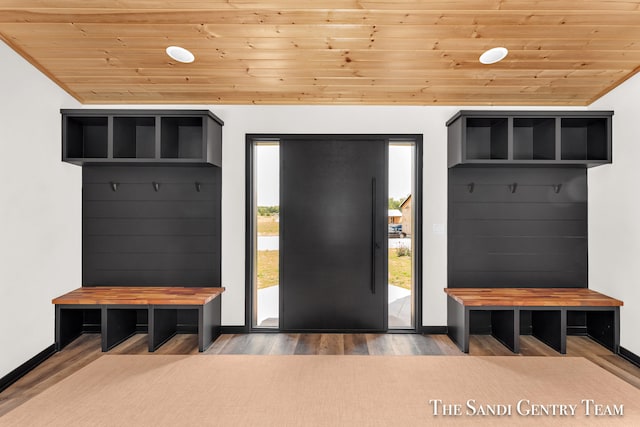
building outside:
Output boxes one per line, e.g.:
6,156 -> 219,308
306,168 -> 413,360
400,195 -> 412,237
388,209 -> 402,224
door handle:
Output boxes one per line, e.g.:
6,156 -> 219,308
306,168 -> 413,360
371,177 -> 377,294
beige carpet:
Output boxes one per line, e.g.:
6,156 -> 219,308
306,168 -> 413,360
1,355 -> 639,426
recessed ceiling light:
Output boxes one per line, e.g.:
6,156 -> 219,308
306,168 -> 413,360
479,47 -> 508,65
166,46 -> 195,63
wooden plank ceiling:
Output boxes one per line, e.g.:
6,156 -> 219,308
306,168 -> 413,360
1,0 -> 640,105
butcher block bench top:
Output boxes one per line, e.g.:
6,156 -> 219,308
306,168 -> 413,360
53,287 -> 225,306
444,288 -> 623,307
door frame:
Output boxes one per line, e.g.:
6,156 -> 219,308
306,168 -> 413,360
245,134 -> 423,333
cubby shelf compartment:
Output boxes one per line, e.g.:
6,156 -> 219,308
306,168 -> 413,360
561,117 -> 609,161
113,116 -> 156,159
465,117 -> 508,160
447,110 -> 612,168
161,116 -> 203,159
513,117 -> 556,160
64,116 -> 109,160
62,109 -> 223,166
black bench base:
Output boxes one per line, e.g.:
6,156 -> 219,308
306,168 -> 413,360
447,296 -> 620,355
55,297 -> 222,352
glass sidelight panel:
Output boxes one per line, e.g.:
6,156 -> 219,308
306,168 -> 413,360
388,142 -> 414,329
253,142 -> 280,328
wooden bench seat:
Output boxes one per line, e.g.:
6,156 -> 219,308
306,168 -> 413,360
53,287 -> 224,306
53,286 -> 225,353
444,288 -> 623,354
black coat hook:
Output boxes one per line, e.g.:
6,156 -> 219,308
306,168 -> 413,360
508,183 -> 518,193
195,182 -> 202,192
467,182 -> 474,193
152,182 -> 160,192
110,182 -> 119,192
552,184 -> 562,194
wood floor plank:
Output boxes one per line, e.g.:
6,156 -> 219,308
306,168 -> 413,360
391,334 -> 419,355
218,334 -> 255,354
343,334 -> 369,355
294,333 -> 321,355
204,333 -> 235,354
318,334 -> 344,355
154,334 -> 199,355
243,333 -> 277,355
365,333 -> 395,355
268,333 -> 299,355
518,335 -> 561,356
408,334 -> 445,355
470,335 -> 514,356
431,334 -> 465,355
109,333 -> 148,354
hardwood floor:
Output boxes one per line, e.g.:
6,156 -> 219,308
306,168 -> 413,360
1,333 -> 639,417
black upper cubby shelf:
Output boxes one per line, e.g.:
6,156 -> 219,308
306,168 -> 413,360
465,117 -> 508,161
161,116 -> 203,159
62,109 -> 223,166
65,116 -> 109,159
447,110 -> 612,168
561,117 -> 608,161
113,116 -> 156,159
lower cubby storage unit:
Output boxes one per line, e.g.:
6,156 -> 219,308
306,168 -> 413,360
452,304 -> 620,355
55,306 -> 102,350
572,309 -> 620,351
103,306 -> 145,351
53,287 -> 224,352
527,309 -> 564,352
445,288 -> 622,355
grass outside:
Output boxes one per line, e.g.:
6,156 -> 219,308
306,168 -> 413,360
257,250 -> 279,289
257,215 -> 279,236
388,248 -> 412,289
256,248 -> 412,290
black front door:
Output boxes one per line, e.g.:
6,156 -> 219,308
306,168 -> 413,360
280,137 -> 388,331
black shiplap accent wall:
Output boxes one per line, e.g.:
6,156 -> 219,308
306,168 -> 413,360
83,165 -> 220,286
448,166 -> 587,288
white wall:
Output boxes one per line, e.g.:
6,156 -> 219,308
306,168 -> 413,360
589,73 -> 640,355
0,41 -> 81,377
78,104 -> 582,330
211,105 -> 586,327
79,104 -> 458,327
215,105 -> 456,326
9,34 -> 632,378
